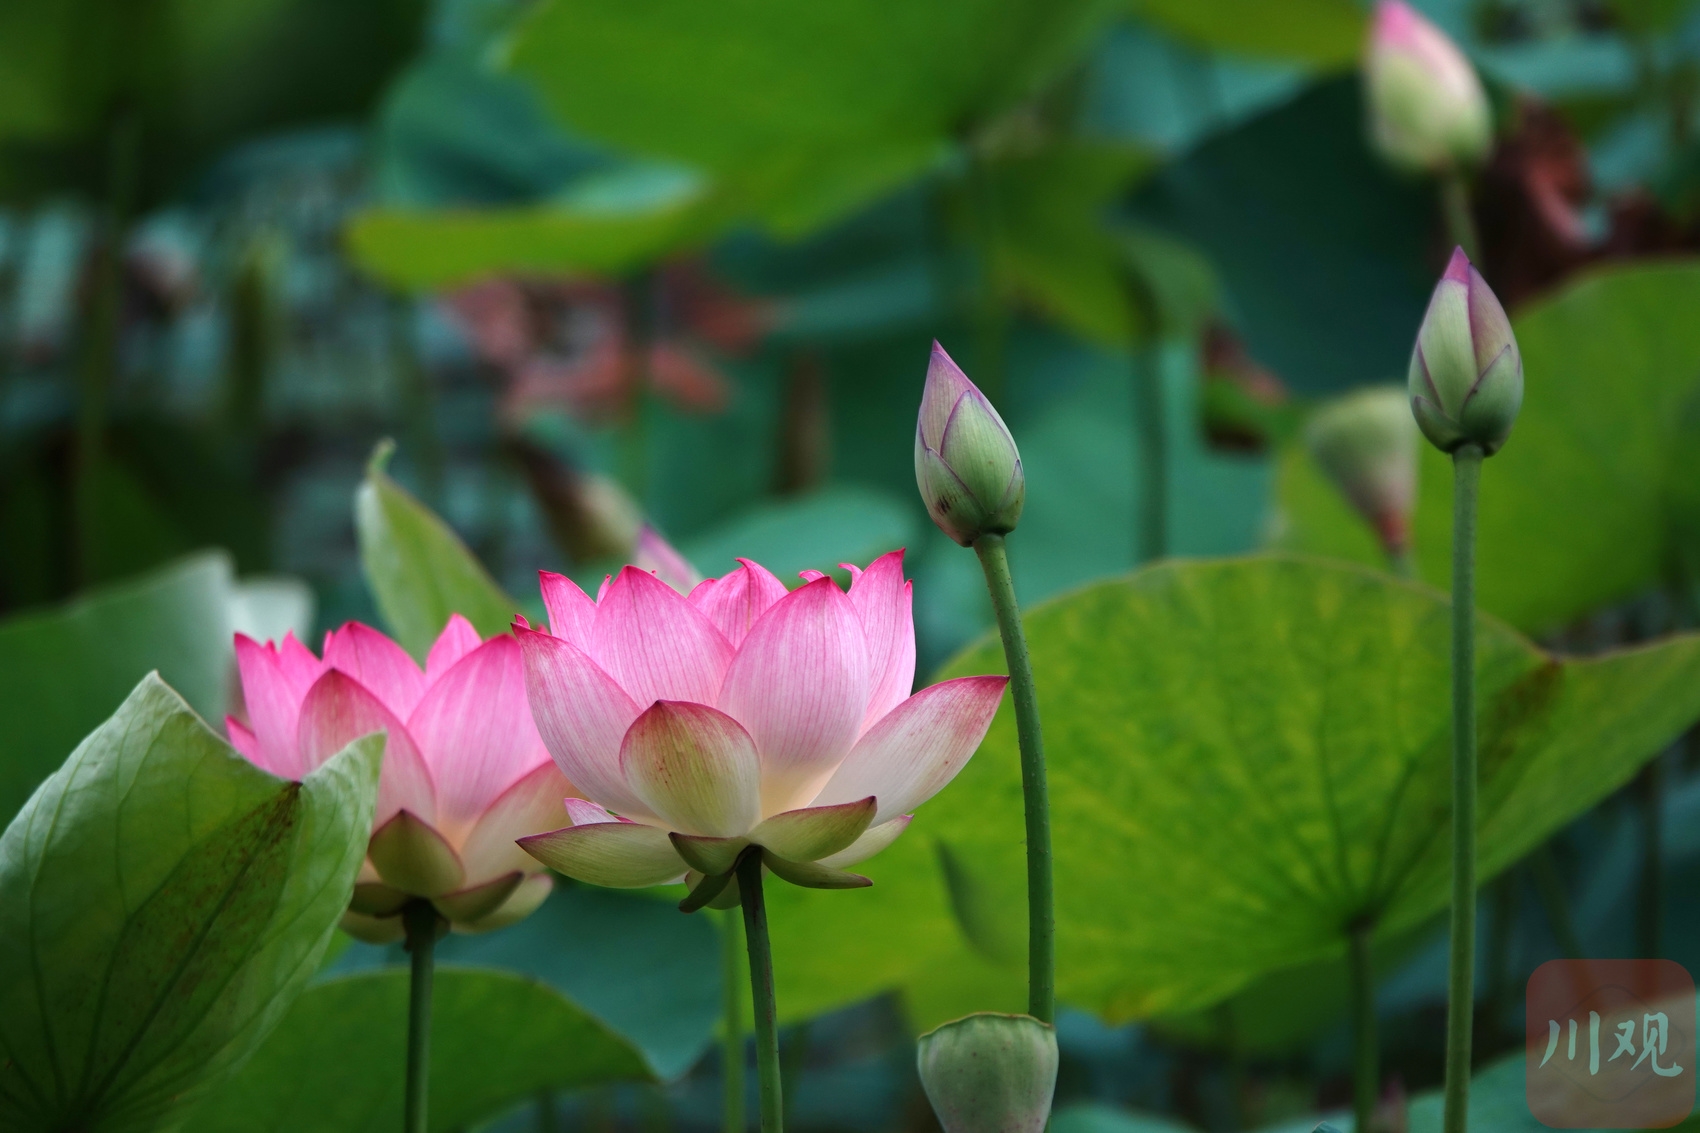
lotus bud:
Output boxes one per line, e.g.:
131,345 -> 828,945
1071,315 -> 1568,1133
1365,1 -> 1492,173
916,1012 -> 1058,1133
1304,386 -> 1418,558
1407,248 -> 1522,455
915,342 -> 1025,546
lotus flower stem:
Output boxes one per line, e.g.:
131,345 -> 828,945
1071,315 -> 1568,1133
722,909 -> 747,1133
972,533 -> 1055,1023
1442,442 -> 1482,1133
1348,920 -> 1379,1133
737,851 -> 784,1133
402,900 -> 439,1133
1440,173 -> 1480,263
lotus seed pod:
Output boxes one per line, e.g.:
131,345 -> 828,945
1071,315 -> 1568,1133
915,342 -> 1025,546
1365,0 -> 1493,173
1407,247 -> 1522,455
917,1012 -> 1058,1133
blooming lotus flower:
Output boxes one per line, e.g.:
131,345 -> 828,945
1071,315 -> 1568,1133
1407,247 -> 1522,455
1365,0 -> 1492,173
515,550 -> 1008,909
916,342 -> 1025,547
228,616 -> 574,941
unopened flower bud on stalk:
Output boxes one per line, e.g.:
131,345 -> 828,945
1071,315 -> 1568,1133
1365,0 -> 1492,173
915,342 -> 1025,546
1408,247 -> 1522,455
1305,386 -> 1418,558
917,1012 -> 1058,1133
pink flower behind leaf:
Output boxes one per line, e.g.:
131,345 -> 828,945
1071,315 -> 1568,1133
517,549 -> 1008,910
228,615 -> 574,941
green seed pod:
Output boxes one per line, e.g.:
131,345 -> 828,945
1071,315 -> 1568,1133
916,1012 -> 1058,1133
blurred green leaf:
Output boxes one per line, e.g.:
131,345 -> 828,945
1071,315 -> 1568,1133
0,676 -> 381,1133
929,556 -> 1700,1019
504,0 -> 1118,231
983,142 -> 1154,346
1149,921 -> 1435,1055
0,551 -> 233,823
183,967 -> 652,1133
432,884 -> 723,1080
1053,1103 -> 1196,1133
356,441 -> 519,659
1129,0 -> 1366,67
679,486 -> 919,585
1273,261 -> 1700,634
1132,76 -> 1434,395
347,186 -> 730,289
0,0 -> 425,202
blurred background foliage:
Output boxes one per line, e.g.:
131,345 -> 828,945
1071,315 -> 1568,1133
11,0 -> 1700,1130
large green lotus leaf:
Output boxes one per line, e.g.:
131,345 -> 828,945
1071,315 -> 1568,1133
356,442 -> 520,659
181,968 -> 652,1133
0,552 -> 233,823
928,556 -> 1700,1019
503,0 -> 1116,230
1272,261 -> 1700,634
0,676 -> 381,1133
1130,0 -> 1365,67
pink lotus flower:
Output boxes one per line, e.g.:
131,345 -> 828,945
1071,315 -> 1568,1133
515,550 -> 1007,909
228,616 -> 574,941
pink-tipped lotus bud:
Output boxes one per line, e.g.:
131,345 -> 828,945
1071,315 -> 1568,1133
915,342 -> 1025,546
1365,1 -> 1492,173
634,525 -> 703,593
1408,248 -> 1522,455
917,1013 -> 1058,1133
1304,386 -> 1418,556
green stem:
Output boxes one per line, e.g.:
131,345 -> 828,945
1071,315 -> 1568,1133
403,900 -> 439,1133
1389,547 -> 1417,580
1442,444 -> 1482,1133
1349,921 -> 1379,1133
738,852 -> 783,1133
536,1090 -> 558,1133
722,909 -> 747,1133
1440,172 -> 1480,262
972,533 -> 1055,1023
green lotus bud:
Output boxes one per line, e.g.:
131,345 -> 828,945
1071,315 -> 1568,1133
1408,248 -> 1522,455
1365,1 -> 1492,173
916,1012 -> 1058,1133
915,342 -> 1025,546
1304,386 -> 1418,557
